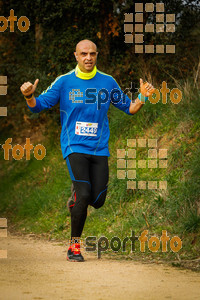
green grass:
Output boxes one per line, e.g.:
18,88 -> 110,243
0,80 -> 200,263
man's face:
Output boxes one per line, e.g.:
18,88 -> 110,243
74,41 -> 98,73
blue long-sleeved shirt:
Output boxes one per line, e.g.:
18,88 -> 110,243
27,68 -> 132,159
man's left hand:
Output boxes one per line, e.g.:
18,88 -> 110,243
140,78 -> 155,97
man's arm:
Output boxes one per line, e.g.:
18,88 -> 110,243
129,97 -> 144,114
20,76 -> 61,113
129,79 -> 155,115
26,95 -> 36,107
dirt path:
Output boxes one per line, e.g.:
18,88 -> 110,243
0,233 -> 200,300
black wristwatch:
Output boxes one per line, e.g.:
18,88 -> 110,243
25,94 -> 33,99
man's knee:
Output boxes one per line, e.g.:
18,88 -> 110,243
79,190 -> 91,202
91,189 -> 107,209
71,190 -> 90,217
73,182 -> 91,208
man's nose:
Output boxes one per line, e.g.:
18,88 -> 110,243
86,53 -> 92,60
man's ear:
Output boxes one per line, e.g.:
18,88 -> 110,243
74,52 -> 78,61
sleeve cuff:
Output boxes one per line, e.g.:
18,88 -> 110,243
138,93 -> 148,103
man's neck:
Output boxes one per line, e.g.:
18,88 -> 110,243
75,64 -> 97,80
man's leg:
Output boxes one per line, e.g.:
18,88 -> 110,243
65,153 -> 109,261
89,155 -> 109,209
66,153 -> 92,261
66,153 -> 92,239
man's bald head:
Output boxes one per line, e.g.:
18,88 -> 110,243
75,40 -> 97,52
74,39 -> 98,73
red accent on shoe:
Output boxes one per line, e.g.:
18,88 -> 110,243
71,243 -> 81,255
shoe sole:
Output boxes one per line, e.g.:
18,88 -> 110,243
67,257 -> 84,262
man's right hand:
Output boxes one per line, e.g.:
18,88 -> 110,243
20,79 -> 39,97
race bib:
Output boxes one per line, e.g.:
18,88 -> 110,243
75,121 -> 98,136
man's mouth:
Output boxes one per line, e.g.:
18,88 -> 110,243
85,62 -> 93,66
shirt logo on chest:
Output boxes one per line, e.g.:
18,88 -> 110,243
69,89 -> 83,103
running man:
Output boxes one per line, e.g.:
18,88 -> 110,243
20,39 -> 155,262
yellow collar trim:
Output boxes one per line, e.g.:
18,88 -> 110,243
75,65 -> 97,80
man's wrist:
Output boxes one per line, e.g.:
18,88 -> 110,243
138,93 -> 148,103
24,94 -> 33,101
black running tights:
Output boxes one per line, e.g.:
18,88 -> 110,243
66,153 -> 109,239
